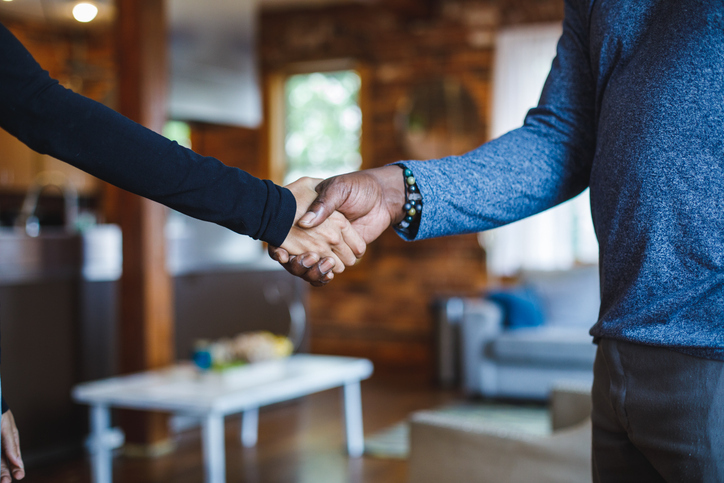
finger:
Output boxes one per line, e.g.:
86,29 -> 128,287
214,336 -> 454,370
285,255 -> 336,286
0,456 -> 10,483
282,253 -> 336,283
268,245 -> 290,264
298,177 -> 349,228
1,412 -> 22,476
8,444 -> 23,481
340,221 -> 366,259
310,267 -> 334,287
278,259 -> 304,280
282,253 -> 323,278
307,257 -> 336,286
330,239 -> 357,269
329,254 -> 346,274
322,212 -> 364,265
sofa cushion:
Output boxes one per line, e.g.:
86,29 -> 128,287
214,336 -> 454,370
491,327 -> 596,366
486,286 -> 545,329
521,266 -> 600,328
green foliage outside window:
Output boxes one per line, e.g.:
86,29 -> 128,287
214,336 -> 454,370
284,71 -> 362,184
163,121 -> 192,149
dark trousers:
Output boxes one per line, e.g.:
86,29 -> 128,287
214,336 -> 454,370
592,339 -> 724,482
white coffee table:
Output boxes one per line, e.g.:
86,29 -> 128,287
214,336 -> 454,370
72,354 -> 374,483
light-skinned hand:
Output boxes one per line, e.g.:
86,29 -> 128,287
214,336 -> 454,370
278,177 -> 366,276
1,410 -> 24,483
271,166 -> 407,285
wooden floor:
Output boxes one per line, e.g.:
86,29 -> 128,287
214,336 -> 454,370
28,373 -> 458,483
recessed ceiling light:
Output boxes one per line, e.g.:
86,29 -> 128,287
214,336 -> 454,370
72,2 -> 98,23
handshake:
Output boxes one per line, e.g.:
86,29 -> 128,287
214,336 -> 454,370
270,165 -> 409,286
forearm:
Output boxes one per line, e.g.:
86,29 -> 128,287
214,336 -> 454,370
0,23 -> 295,246
14,86 -> 295,245
400,125 -> 592,240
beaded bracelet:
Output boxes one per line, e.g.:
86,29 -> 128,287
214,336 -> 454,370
396,167 -> 423,237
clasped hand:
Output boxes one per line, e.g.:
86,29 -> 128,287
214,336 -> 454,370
272,166 -> 406,286
277,177 -> 367,285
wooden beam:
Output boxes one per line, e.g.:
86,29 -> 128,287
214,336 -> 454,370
112,0 -> 174,450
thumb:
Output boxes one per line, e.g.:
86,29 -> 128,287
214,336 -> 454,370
268,245 -> 290,264
298,177 -> 349,228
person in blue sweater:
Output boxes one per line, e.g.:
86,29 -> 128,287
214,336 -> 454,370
272,1 -> 724,481
0,22 -> 365,482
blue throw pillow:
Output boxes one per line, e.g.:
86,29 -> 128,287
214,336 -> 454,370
486,286 -> 545,329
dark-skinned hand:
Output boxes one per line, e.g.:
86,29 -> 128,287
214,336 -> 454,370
269,166 -> 407,286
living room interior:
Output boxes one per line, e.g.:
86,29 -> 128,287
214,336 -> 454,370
0,0 -> 600,481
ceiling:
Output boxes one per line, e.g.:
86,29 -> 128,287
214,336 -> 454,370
0,0 -> 367,25
0,0 -> 371,127
261,0 -> 367,10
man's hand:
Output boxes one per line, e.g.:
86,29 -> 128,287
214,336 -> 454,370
279,177 -> 366,275
271,166 -> 407,285
298,166 -> 406,242
1,411 -> 24,483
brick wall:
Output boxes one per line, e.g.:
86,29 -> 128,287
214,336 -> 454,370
2,18 -> 117,110
189,123 -> 264,178
0,18 -> 115,197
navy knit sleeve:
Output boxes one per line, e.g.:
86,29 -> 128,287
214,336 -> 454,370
400,0 -> 596,241
0,23 -> 295,246
1,396 -> 7,414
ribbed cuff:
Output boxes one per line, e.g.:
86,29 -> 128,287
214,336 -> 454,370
259,184 -> 297,247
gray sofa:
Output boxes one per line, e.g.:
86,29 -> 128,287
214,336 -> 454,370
459,266 -> 600,400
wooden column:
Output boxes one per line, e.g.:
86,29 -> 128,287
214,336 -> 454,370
112,0 -> 175,451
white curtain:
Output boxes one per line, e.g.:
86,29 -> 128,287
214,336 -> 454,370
480,24 -> 599,277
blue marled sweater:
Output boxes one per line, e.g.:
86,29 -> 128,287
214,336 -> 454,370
402,0 -> 724,360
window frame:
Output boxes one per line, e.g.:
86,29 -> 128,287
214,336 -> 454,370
262,59 -> 371,185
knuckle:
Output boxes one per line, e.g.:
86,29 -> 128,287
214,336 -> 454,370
329,233 -> 343,246
355,243 -> 366,257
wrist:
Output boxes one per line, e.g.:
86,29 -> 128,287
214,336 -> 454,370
369,165 -> 407,225
285,177 -> 322,224
394,165 -> 422,238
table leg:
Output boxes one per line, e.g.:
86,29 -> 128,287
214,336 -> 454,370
202,413 -> 226,483
343,381 -> 364,457
90,405 -> 112,483
241,408 -> 259,448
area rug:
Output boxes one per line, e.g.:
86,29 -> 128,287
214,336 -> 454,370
363,401 -> 550,459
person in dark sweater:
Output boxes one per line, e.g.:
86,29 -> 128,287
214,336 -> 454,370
273,1 -> 724,481
0,22 -> 361,482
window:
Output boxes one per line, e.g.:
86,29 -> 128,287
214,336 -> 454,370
163,121 -> 192,149
282,70 -> 362,184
